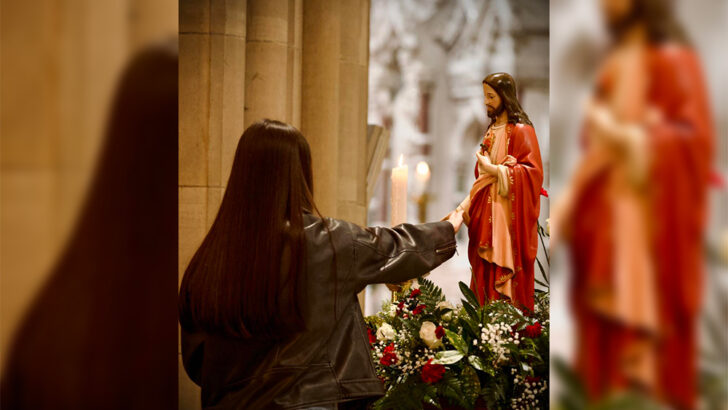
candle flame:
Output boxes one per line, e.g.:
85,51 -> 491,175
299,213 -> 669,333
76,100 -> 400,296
398,154 -> 404,167
416,161 -> 430,176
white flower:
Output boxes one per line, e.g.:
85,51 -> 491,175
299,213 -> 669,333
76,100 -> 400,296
436,301 -> 454,321
376,323 -> 395,341
385,303 -> 397,318
546,218 -> 550,236
418,321 -> 443,349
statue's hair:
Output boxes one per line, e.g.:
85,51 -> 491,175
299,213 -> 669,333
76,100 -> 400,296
482,72 -> 532,127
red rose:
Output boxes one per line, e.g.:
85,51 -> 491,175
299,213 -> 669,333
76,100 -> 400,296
412,304 -> 426,315
367,328 -> 376,345
421,359 -> 446,384
435,326 -> 445,339
525,375 -> 541,384
523,322 -> 542,338
409,288 -> 422,298
380,343 -> 398,366
540,187 -> 549,197
380,352 -> 398,366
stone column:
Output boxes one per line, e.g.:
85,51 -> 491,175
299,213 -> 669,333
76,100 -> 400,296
179,1 -> 247,409
179,0 -> 247,270
301,0 -> 369,224
302,0 -> 370,308
301,0 -> 341,217
245,0 -> 302,128
336,0 -> 370,225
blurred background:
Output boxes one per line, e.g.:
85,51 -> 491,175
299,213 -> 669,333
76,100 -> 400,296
549,0 -> 727,408
364,0 -> 550,315
2,0 -> 178,408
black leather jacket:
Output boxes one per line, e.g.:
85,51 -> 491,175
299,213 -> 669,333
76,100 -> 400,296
181,214 -> 457,409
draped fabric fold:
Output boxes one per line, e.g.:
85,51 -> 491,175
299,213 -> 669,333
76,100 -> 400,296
468,123 -> 543,312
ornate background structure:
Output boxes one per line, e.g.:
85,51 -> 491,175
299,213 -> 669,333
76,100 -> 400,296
365,0 -> 549,314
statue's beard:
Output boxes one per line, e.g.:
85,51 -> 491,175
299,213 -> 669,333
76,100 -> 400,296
487,103 -> 505,120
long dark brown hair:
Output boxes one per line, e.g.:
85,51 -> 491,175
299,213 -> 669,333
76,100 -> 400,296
482,72 -> 533,128
179,119 -> 322,339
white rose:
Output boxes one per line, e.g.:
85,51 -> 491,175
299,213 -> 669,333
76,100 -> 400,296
419,321 -> 443,349
436,301 -> 454,321
376,323 -> 395,341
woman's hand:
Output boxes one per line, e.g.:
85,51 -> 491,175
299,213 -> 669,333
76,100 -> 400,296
476,152 -> 496,175
447,208 -> 464,234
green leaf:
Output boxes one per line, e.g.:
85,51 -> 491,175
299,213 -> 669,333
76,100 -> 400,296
553,357 -> 587,410
461,365 -> 481,405
454,316 -> 480,345
467,355 -> 493,375
433,350 -> 464,365
461,300 -> 480,323
535,276 -> 549,289
522,349 -> 543,363
444,329 -> 468,355
438,373 -> 470,409
535,257 -> 549,287
459,281 -> 481,309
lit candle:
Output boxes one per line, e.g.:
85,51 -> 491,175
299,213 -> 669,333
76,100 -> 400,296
415,161 -> 431,195
391,154 -> 408,226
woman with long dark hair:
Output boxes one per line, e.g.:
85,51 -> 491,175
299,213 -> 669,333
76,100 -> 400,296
179,119 -> 463,409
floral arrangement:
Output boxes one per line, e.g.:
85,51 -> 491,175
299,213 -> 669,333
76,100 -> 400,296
365,278 -> 549,409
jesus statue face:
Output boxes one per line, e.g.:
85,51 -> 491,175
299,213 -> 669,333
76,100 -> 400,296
483,83 -> 504,120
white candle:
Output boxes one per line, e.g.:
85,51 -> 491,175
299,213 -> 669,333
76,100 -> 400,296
391,154 -> 408,226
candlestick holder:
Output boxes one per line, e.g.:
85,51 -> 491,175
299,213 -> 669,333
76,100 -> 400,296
414,192 -> 431,223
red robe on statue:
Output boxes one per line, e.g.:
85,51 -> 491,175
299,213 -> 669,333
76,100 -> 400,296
568,45 -> 714,409
468,123 -> 543,313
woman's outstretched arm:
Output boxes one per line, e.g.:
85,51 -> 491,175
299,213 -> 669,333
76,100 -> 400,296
346,218 -> 459,293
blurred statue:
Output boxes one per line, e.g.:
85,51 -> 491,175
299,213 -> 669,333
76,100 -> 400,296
449,72 -> 543,312
552,0 -> 715,408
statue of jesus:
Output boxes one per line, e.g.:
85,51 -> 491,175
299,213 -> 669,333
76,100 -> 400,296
449,72 -> 543,312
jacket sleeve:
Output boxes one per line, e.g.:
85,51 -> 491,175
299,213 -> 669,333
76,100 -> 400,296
346,221 -> 457,292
